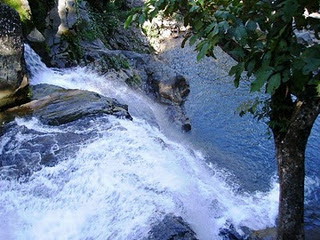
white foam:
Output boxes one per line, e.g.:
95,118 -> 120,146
0,116 -> 279,240
1,44 -> 282,239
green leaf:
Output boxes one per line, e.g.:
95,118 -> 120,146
283,0 -> 299,22
190,5 -> 200,13
197,42 -> 210,61
124,14 -> 134,29
262,51 -> 271,67
138,14 -> 146,25
246,20 -> 257,32
246,59 -> 256,77
219,21 -> 229,32
251,67 -> 273,92
303,58 -> 320,74
230,47 -> 245,59
278,40 -> 287,51
150,9 -> 159,19
194,21 -> 204,31
189,35 -> 198,46
208,26 -> 219,38
282,70 -> 290,83
204,22 -> 216,34
234,25 -> 247,41
229,62 -> 245,87
181,34 -> 191,48
267,73 -> 281,94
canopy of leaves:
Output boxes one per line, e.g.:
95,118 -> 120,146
127,0 -> 320,100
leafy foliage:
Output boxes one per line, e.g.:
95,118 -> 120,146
126,0 -> 320,130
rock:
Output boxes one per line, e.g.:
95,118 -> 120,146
124,0 -> 145,8
145,214 -> 198,240
0,3 -> 30,110
108,25 -> 152,54
219,225 -> 277,240
43,0 -> 78,67
121,50 -> 191,130
16,0 -> 190,130
27,27 -> 46,42
248,228 -> 276,240
219,225 -> 245,240
295,30 -> 320,46
0,115 -> 111,178
0,84 -> 132,125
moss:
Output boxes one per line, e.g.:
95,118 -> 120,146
125,74 -> 142,88
75,17 -> 100,42
3,0 -> 30,23
27,87 -> 33,98
3,0 -> 33,34
60,30 -> 83,61
109,55 -> 130,71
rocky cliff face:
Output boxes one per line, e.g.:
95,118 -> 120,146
1,0 -> 191,130
0,3 -> 29,111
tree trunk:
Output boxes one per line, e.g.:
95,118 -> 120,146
272,97 -> 320,240
275,130 -> 305,240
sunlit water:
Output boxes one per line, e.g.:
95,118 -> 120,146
0,45 -> 317,239
160,39 -> 320,236
183,64 -> 320,236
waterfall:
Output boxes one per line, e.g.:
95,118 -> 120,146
0,45 -> 280,240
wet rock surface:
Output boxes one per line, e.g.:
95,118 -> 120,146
145,215 -> 198,240
219,225 -> 247,240
0,84 -> 132,125
121,50 -> 191,131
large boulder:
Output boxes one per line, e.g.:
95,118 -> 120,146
0,84 -> 132,125
145,215 -> 198,240
0,84 -> 131,176
121,50 -> 191,131
0,3 -> 29,111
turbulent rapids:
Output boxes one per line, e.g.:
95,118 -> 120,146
0,45 -> 299,240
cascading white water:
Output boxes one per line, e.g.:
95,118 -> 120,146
0,45 -> 280,240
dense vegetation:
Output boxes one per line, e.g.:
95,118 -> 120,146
127,0 -> 320,239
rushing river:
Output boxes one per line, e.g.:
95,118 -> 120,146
0,45 -> 318,239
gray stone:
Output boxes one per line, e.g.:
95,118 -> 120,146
0,3 -> 29,110
27,28 -> 46,43
145,214 -> 198,240
124,0 -> 145,8
121,50 -> 191,130
108,25 -> 152,54
295,30 -> 320,46
0,84 -> 132,125
219,225 -> 245,240
247,228 -> 276,240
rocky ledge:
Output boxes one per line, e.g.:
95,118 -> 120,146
0,84 -> 132,125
